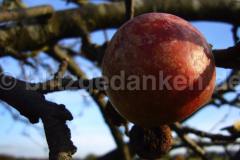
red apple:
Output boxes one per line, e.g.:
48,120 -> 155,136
102,13 -> 216,127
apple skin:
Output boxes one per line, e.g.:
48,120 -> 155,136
102,13 -> 216,127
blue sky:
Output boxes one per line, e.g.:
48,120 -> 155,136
0,0 -> 240,158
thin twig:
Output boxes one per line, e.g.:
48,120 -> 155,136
54,60 -> 69,79
176,124 -> 238,142
172,123 -> 209,160
91,90 -> 132,160
125,0 -> 134,20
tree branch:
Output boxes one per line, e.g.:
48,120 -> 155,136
45,44 -> 132,160
1,0 -> 240,52
0,5 -> 54,22
173,123 -> 238,142
172,123 -> 209,160
213,42 -> 240,69
0,73 -> 76,160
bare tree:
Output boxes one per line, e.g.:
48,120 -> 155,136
0,0 -> 240,159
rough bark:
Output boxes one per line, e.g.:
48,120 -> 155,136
0,0 -> 240,52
